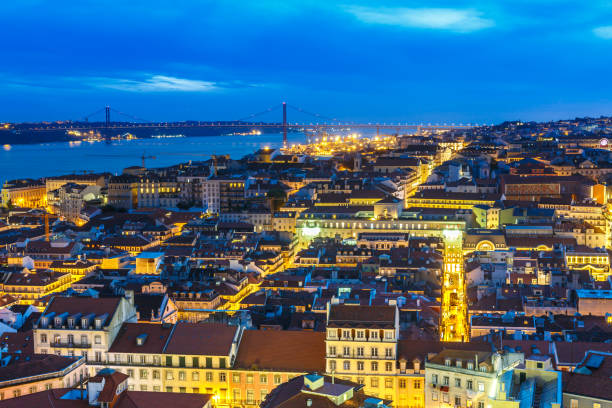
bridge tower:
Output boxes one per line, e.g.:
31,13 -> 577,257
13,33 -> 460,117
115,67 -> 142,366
440,229 -> 470,342
282,102 -> 287,147
105,106 -> 110,128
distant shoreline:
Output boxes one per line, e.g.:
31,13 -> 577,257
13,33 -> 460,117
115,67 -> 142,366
0,124 -> 287,146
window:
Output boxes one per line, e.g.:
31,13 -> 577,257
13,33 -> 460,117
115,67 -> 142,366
570,400 -> 578,408
166,387 -> 173,393
343,347 -> 350,357
342,330 -> 351,339
593,404 -> 601,408
95,352 -> 101,362
127,369 -> 134,378
432,391 -> 438,401
399,379 -> 406,388
371,362 -> 378,371
140,385 -> 148,391
205,357 -> 213,368
192,357 -> 199,367
274,375 -> 282,385
385,362 -> 393,372
442,393 -> 449,403
455,378 -> 461,387
357,347 -> 364,356
371,377 -> 379,387
329,361 -> 336,371
165,371 -> 174,380
127,355 -> 133,364
445,358 -> 451,366
232,373 -> 241,383
233,389 -> 240,402
67,334 -> 74,344
219,358 -> 226,368
443,376 -> 449,386
152,370 -> 160,379
179,387 -> 186,393
140,355 -> 147,365
480,366 -> 488,372
178,371 -> 186,381
357,361 -> 364,370
29,386 -> 37,394
192,371 -> 199,381
260,374 -> 268,384
343,360 -> 351,370
467,380 -> 473,390
40,334 -> 47,343
455,396 -> 462,406
385,378 -> 393,389
94,335 -> 101,345
478,402 -> 485,408
178,356 -> 186,367
432,374 -> 438,384
140,369 -> 148,379
356,330 -> 364,339
371,347 -> 378,357
166,356 -> 173,366
370,330 -> 378,339
385,348 -> 393,357
329,346 -> 336,356
246,374 -> 254,384
260,390 -> 268,402
414,380 -> 421,389
153,356 -> 160,366
384,331 -> 393,340
153,386 -> 160,391
246,390 -> 254,404
205,372 -> 213,382
478,382 -> 484,392
219,372 -> 226,382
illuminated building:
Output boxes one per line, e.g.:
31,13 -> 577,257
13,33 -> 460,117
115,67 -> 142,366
424,349 -> 524,408
1,270 -> 72,305
325,304 -> 426,408
296,205 -> 465,249
33,297 -> 138,375
1,179 -> 47,208
405,191 -> 498,210
440,229 -> 469,342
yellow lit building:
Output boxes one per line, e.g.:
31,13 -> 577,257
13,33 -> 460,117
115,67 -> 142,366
325,304 -> 426,408
1,270 -> 72,305
1,179 -> 47,208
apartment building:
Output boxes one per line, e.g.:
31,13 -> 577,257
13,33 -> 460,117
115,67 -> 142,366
33,296 -> 137,374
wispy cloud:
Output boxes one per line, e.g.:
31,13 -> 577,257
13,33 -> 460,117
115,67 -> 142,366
593,25 -> 612,39
344,6 -> 494,33
97,75 -> 217,92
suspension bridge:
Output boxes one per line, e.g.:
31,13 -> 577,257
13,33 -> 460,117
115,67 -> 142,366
18,102 -> 478,146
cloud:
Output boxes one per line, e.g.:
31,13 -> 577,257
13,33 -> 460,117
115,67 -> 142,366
593,25 -> 612,39
97,75 -> 217,92
344,6 -> 494,33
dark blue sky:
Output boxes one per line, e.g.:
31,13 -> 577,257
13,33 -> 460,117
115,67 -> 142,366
1,0 -> 611,123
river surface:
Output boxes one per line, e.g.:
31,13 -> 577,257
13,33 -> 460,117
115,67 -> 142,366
0,132 -> 308,183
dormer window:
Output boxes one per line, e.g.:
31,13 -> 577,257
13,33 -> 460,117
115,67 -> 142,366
445,358 -> 451,366
467,362 -> 474,370
81,319 -> 89,328
95,319 -> 102,329
456,360 -> 462,368
55,318 -> 62,327
480,366 -> 488,373
67,318 -> 74,328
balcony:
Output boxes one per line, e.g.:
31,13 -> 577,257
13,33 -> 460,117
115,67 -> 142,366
50,341 -> 91,349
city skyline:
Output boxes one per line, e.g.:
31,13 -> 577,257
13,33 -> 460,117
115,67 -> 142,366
1,0 -> 612,123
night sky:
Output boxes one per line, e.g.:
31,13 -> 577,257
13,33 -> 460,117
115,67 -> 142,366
1,0 -> 611,123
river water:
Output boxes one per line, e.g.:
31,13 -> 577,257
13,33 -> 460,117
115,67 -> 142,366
0,132 -> 308,183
